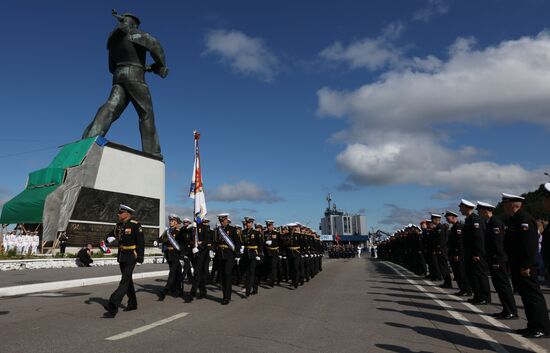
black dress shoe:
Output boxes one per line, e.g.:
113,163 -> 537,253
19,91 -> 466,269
454,290 -> 466,296
473,300 -> 489,305
102,303 -> 117,317
157,291 -> 166,301
515,328 -> 530,334
221,299 -> 229,305
523,331 -> 550,338
492,312 -> 505,318
498,313 -> 518,320
464,292 -> 473,297
197,293 -> 205,299
123,305 -> 137,312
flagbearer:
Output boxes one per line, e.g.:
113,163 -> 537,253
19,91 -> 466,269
214,213 -> 241,305
102,204 -> 144,317
157,214 -> 185,301
186,217 -> 214,302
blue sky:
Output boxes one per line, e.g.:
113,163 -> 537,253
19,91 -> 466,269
1,0 -> 550,231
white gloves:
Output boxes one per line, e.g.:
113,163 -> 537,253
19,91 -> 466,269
255,256 -> 261,261
209,250 -> 215,258
153,240 -> 158,247
236,258 -> 241,264
240,246 -> 245,254
179,260 -> 185,267
278,255 -> 283,259
283,256 -> 287,260
266,240 -> 272,246
107,236 -> 115,244
192,247 -> 199,254
183,255 -> 189,260
187,222 -> 197,229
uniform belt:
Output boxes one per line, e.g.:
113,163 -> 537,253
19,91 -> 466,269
218,244 -> 229,248
268,247 -> 279,250
167,246 -> 175,250
245,246 -> 258,249
119,245 -> 136,250
289,246 -> 300,250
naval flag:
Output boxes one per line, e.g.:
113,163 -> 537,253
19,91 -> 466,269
189,131 -> 207,224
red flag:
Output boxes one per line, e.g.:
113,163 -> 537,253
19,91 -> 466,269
335,233 -> 341,244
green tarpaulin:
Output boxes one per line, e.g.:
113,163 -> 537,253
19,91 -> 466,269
0,137 -> 96,224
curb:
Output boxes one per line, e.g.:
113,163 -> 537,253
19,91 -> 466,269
0,270 -> 168,298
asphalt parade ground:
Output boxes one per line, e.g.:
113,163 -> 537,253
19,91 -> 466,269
2,258 -> 550,353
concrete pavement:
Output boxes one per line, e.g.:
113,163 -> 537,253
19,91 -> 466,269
1,257 -> 550,352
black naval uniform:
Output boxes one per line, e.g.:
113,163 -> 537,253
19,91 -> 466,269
188,223 -> 214,300
287,230 -> 302,288
505,209 -> 550,334
264,229 -> 281,286
214,225 -> 241,304
159,225 -> 185,299
448,222 -> 472,295
434,223 -> 452,287
485,215 -> 517,317
463,212 -> 491,303
104,218 -> 144,314
242,227 -> 263,295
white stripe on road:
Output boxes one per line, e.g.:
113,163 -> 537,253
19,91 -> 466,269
0,270 -> 168,297
382,262 -> 509,353
105,312 -> 189,341
386,261 -> 549,353
426,278 -> 549,353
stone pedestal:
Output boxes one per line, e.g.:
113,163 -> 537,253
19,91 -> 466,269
41,138 -> 165,246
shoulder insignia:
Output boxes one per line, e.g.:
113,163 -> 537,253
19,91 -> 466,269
130,220 -> 139,224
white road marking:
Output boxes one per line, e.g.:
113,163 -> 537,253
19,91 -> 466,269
387,261 -> 549,353
0,270 -> 168,297
427,278 -> 549,353
383,262 -> 509,353
105,312 -> 189,341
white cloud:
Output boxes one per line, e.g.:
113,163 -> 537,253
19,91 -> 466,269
412,0 -> 450,23
319,22 -> 405,71
319,31 -> 550,199
204,29 -> 279,82
210,181 -> 283,203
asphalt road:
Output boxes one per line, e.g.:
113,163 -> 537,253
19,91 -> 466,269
2,257 -> 550,353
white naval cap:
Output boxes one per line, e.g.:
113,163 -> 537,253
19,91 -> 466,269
476,201 -> 496,209
119,204 -> 135,213
182,218 -> 191,223
544,182 -> 550,195
286,222 -> 298,227
168,213 -> 179,220
430,213 -> 442,219
244,216 -> 255,222
444,210 -> 458,217
216,213 -> 229,219
459,199 -> 476,208
265,219 -> 275,225
501,193 -> 525,201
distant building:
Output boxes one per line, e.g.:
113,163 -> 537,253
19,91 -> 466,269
319,203 -> 367,236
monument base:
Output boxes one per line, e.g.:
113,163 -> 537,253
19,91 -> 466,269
0,137 -> 165,248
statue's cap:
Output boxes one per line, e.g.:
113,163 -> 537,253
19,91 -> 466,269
121,13 -> 141,26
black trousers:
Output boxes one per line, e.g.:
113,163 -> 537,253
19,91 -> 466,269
164,254 -> 182,294
267,253 -> 280,284
244,254 -> 259,294
465,258 -> 491,301
289,251 -> 301,286
514,268 -> 550,332
217,252 -> 235,300
109,255 -> 137,308
450,258 -> 471,292
437,253 -> 451,282
191,250 -> 210,296
490,265 -> 517,315
427,252 -> 441,280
